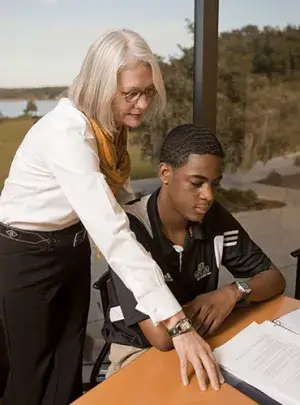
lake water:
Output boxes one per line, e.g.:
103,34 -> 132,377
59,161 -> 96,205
0,99 -> 58,118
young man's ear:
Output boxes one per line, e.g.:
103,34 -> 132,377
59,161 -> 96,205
158,162 -> 171,185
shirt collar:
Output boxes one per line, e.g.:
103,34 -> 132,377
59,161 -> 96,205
189,221 -> 205,240
147,188 -> 205,256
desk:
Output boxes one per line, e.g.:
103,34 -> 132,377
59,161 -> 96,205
74,296 -> 300,405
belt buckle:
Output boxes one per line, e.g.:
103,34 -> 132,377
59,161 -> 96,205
73,229 -> 87,247
6,229 -> 19,239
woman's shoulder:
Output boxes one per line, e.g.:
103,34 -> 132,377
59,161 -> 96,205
42,98 -> 91,139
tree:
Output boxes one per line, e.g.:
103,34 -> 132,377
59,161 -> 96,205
135,23 -> 300,172
23,99 -> 38,117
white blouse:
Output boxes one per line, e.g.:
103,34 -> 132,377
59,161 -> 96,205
0,98 -> 181,323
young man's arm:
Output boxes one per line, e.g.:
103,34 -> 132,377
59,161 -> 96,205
184,262 -> 285,336
185,203 -> 286,336
218,200 -> 286,302
224,262 -> 285,303
138,319 -> 173,352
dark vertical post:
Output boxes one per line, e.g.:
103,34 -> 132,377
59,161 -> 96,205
193,0 -> 204,126
193,0 -> 219,133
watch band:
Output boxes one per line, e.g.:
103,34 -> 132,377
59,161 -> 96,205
167,318 -> 192,338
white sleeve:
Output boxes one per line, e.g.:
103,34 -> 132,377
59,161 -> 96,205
44,122 -> 181,324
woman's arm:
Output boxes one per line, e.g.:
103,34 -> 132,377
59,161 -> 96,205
44,118 -> 222,390
44,120 -> 181,323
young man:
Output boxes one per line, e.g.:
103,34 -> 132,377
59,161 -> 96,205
102,123 -> 286,377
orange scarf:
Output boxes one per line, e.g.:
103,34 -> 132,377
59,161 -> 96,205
88,118 -> 131,258
89,118 -> 131,195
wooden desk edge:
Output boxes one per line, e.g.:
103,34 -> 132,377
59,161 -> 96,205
74,296 -> 300,405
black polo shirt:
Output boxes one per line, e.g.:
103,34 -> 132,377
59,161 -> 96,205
102,188 -> 271,349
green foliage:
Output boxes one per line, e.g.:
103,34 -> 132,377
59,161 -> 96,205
137,23 -> 300,171
258,170 -> 300,190
216,187 -> 285,212
262,170 -> 283,186
216,24 -> 300,171
23,99 -> 37,116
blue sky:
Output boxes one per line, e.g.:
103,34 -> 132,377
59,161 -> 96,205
1,0 -> 300,87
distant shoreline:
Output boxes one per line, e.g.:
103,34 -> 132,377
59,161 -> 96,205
0,99 -> 58,118
0,87 -> 67,101
0,98 -> 57,101
0,98 -> 28,101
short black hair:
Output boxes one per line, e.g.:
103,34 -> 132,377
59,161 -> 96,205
160,123 -> 224,168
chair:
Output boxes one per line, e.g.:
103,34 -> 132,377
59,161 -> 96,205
89,271 -> 111,388
291,248 -> 300,300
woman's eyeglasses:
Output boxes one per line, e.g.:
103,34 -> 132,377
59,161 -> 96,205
120,86 -> 157,104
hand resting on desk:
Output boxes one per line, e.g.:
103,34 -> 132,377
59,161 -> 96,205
183,286 -> 238,337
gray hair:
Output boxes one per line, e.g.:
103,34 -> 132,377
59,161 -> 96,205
68,29 -> 166,133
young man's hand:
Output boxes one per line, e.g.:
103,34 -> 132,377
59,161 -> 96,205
183,285 -> 240,337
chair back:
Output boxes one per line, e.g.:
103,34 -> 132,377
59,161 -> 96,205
93,271 -> 110,315
291,249 -> 300,300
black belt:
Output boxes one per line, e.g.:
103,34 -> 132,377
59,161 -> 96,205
0,222 -> 87,247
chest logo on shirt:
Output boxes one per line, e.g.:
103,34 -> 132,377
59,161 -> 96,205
194,262 -> 211,281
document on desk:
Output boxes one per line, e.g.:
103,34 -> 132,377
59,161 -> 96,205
273,308 -> 300,335
214,321 -> 300,405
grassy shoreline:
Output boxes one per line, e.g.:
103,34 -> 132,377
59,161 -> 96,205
0,117 -> 157,190
0,117 -> 286,213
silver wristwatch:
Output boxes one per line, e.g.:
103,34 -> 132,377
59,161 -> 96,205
235,280 -> 252,303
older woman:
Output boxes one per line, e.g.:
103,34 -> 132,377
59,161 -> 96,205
0,29 -> 222,404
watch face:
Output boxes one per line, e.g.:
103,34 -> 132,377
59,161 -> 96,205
180,319 -> 192,332
238,281 -> 251,294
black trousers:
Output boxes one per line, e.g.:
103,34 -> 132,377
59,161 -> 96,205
0,222 -> 91,405
0,318 -> 9,397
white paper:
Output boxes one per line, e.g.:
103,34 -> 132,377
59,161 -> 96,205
214,322 -> 300,405
273,308 -> 300,335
